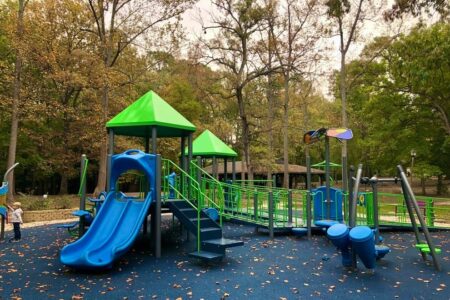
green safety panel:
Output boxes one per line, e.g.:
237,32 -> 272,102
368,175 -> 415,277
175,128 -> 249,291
107,90 -> 196,137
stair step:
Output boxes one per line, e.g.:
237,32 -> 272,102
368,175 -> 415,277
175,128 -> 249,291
200,227 -> 221,233
199,227 -> 222,240
179,208 -> 196,212
189,250 -> 223,261
161,207 -> 171,213
166,199 -> 185,202
203,238 -> 244,248
189,217 -> 210,222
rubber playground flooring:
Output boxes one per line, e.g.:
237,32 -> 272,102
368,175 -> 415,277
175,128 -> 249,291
0,219 -> 449,299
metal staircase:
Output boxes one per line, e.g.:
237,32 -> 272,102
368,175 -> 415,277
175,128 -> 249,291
162,159 -> 243,261
167,199 -> 242,261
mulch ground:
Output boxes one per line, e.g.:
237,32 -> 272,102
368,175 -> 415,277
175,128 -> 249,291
1,219 -> 449,299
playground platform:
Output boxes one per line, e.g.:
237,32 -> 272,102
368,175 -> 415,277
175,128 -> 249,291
1,218 -> 449,299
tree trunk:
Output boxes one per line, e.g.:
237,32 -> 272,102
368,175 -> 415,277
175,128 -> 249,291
282,76 -> 290,188
95,141 -> 108,195
302,84 -> 310,188
237,87 -> 253,183
340,51 -> 348,191
436,174 -> 446,196
94,72 -> 110,194
421,178 -> 426,195
59,173 -> 68,195
266,32 -> 274,188
6,0 -> 26,203
59,111 -> 70,195
94,2 -> 113,196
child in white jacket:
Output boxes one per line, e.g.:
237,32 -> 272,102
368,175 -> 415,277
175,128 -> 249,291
7,202 -> 23,242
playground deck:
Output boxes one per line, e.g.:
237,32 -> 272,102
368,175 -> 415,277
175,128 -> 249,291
1,218 -> 449,299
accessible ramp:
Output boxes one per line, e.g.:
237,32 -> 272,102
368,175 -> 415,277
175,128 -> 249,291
60,191 -> 152,268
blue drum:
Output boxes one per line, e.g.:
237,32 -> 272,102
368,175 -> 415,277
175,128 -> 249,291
327,224 -> 350,249
327,224 -> 352,267
349,226 -> 376,269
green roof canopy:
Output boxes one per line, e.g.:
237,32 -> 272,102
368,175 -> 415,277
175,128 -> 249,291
185,130 -> 237,158
106,90 -> 196,138
312,161 -> 342,168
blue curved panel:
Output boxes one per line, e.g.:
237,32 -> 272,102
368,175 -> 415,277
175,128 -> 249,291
312,186 -> 343,222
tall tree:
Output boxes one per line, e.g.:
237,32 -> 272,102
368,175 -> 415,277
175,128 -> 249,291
86,0 -> 194,194
6,0 -> 28,202
201,0 -> 274,182
337,23 -> 450,193
326,0 -> 365,190
270,0 -> 320,187
385,0 -> 449,19
24,0 -> 99,194
264,0 -> 277,187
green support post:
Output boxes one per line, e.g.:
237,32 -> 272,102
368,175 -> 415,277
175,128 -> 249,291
187,133 -> 193,200
306,156 -> 312,238
196,157 -> 202,191
269,191 -> 274,238
253,190 -> 258,221
426,198 -> 434,227
371,178 -> 380,243
325,136 -> 331,220
79,154 -> 87,237
180,136 -> 186,195
288,190 -> 293,225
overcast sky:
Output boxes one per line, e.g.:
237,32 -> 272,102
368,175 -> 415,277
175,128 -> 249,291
180,0 -> 438,99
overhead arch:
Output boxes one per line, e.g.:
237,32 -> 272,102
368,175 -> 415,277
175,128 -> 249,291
110,150 -> 157,201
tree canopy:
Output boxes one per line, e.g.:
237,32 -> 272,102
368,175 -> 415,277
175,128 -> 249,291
0,0 -> 448,196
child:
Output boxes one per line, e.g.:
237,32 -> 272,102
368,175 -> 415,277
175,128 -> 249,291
7,202 -> 23,242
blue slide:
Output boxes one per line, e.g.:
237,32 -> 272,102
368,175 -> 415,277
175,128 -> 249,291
60,149 -> 157,269
60,191 -> 152,268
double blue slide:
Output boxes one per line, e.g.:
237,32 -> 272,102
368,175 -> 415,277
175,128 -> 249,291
60,150 -> 156,269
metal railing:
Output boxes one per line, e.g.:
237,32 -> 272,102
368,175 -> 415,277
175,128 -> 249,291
166,161 -> 450,231
190,161 -> 224,226
162,158 -> 219,252
346,192 -> 450,229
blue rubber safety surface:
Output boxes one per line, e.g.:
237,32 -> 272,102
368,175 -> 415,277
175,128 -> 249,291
1,220 -> 449,299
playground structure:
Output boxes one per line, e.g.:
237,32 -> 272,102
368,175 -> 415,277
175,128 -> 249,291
60,91 -> 244,269
0,163 -> 19,241
170,128 -> 447,233
184,126 -> 442,271
57,90 -> 446,271
327,163 -> 440,271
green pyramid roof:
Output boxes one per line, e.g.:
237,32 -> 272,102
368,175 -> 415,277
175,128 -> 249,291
312,161 -> 342,168
186,130 -> 237,158
106,90 -> 196,137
